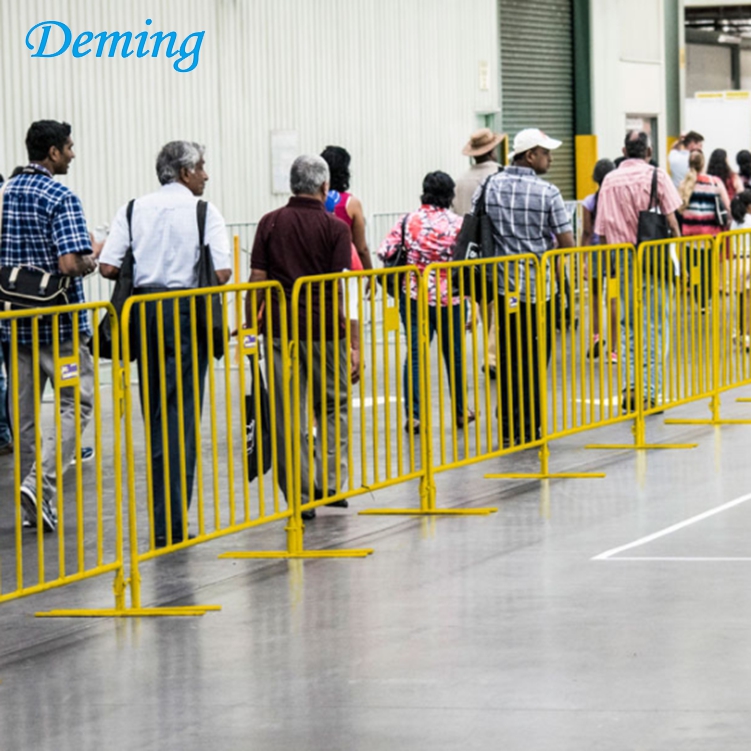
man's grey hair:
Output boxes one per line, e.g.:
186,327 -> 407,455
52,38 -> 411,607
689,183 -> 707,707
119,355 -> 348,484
290,155 -> 329,195
156,141 -> 205,185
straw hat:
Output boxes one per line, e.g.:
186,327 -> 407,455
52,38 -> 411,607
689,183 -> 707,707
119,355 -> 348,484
462,128 -> 506,157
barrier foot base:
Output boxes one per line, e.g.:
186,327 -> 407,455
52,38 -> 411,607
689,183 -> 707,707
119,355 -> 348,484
35,605 -> 221,618
585,443 -> 698,450
484,472 -> 605,480
359,508 -> 498,516
219,549 -> 374,559
664,418 -> 751,425
736,398 -> 751,403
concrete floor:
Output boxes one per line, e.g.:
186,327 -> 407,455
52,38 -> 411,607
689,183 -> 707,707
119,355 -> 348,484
2,385 -> 751,749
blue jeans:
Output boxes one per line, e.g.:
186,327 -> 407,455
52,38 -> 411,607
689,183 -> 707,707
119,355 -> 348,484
621,261 -> 669,399
135,297 -> 208,541
400,295 -> 465,421
0,343 -> 11,446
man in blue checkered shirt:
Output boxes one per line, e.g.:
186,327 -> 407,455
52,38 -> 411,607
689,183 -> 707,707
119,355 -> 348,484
473,128 -> 574,447
0,120 -> 98,533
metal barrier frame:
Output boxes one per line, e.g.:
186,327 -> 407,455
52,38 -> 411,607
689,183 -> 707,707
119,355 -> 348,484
0,301 -> 128,617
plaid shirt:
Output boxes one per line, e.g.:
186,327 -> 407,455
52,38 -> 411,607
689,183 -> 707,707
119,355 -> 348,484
0,166 -> 92,345
475,165 -> 572,302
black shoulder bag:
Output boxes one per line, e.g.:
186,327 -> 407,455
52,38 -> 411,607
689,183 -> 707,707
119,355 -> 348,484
95,199 -> 136,360
637,167 -> 674,278
379,214 -> 408,298
196,200 -> 226,360
452,171 -> 499,300
0,177 -> 74,311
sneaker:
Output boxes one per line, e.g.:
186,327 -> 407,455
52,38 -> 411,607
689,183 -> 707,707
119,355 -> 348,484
587,335 -> 603,360
609,351 -> 618,364
70,446 -> 95,466
0,441 -> 12,456
404,418 -> 420,434
19,485 -> 57,533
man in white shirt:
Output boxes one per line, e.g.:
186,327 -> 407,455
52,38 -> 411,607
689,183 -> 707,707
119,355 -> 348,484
668,130 -> 704,188
99,141 -> 231,547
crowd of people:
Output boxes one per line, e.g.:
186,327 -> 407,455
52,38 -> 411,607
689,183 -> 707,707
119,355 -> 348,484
2,117 -> 750,541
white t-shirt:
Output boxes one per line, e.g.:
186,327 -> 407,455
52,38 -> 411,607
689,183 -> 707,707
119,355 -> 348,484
669,150 -> 690,189
731,214 -> 751,231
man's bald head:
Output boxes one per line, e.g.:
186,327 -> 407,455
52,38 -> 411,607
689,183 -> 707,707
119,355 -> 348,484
624,130 -> 651,161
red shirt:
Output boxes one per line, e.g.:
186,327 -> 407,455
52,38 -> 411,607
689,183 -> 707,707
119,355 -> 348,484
594,159 -> 682,246
251,196 -> 352,339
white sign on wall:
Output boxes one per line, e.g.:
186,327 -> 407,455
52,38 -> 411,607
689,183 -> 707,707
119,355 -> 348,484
270,130 -> 299,195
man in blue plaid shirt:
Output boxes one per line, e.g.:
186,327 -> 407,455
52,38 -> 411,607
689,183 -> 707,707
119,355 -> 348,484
0,120 -> 98,532
474,128 -> 574,446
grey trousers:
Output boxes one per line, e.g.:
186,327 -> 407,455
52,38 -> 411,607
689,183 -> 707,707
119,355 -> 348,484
9,338 -> 94,507
271,339 -> 348,504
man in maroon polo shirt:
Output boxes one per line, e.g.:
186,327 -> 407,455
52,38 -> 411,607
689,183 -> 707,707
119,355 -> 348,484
248,154 -> 358,519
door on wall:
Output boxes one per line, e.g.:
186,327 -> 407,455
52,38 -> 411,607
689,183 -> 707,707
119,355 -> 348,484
499,0 -> 575,199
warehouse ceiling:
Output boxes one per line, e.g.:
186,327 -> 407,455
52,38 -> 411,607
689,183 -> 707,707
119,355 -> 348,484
686,5 -> 751,38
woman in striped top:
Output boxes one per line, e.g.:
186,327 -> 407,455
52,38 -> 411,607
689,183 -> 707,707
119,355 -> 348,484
679,150 -> 730,304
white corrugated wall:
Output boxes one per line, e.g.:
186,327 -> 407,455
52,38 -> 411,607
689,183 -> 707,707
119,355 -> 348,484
0,0 -> 498,234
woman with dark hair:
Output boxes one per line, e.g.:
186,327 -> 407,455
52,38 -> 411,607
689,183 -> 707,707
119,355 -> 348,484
679,150 -> 730,304
377,171 -> 472,432
320,146 -> 373,270
707,148 -> 743,202
737,150 -> 751,189
581,158 -> 617,362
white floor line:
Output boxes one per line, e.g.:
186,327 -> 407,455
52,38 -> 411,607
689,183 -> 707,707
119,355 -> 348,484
601,557 -> 751,562
592,491 -> 751,561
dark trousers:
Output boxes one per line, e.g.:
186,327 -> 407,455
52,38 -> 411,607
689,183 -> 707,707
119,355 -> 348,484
495,296 -> 550,442
400,294 -> 465,421
135,297 -> 208,541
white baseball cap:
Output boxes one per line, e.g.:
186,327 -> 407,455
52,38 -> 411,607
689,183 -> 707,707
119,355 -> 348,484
509,128 -> 562,160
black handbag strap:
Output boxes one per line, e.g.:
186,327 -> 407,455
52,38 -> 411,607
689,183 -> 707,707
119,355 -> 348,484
197,200 -> 207,247
648,167 -> 659,210
474,173 -> 495,218
125,198 -> 135,245
400,214 -> 407,246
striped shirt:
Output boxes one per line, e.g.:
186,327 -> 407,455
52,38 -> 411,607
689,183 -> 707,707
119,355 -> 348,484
681,174 -> 724,237
474,165 -> 572,302
594,159 -> 682,246
0,166 -> 92,345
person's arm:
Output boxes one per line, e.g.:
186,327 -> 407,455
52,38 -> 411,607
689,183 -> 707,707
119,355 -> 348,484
667,212 -> 681,238
99,262 -> 120,280
205,203 -> 232,285
97,204 -> 131,280
346,196 -> 373,270
58,252 -> 96,277
580,207 -> 593,247
717,179 -> 731,214
245,268 -> 268,327
53,195 -> 97,277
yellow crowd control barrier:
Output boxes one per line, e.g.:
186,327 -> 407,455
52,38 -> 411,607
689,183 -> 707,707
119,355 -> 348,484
667,229 -> 751,427
542,245 -> 637,444
420,254 -> 602,484
289,267 -> 448,520
118,282 -> 303,613
0,302 -> 127,617
11,231 -> 751,620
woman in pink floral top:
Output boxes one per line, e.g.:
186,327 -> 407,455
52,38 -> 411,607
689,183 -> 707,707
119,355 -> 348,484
378,171 -> 474,432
